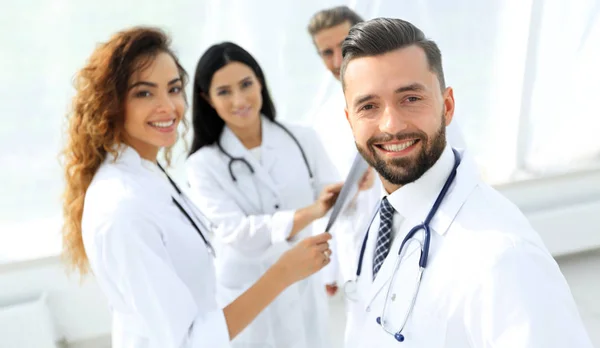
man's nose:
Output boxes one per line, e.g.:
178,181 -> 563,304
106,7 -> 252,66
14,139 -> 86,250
379,105 -> 408,134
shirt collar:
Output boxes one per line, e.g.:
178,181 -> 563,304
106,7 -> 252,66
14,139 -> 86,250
384,145 -> 456,235
220,115 -> 276,151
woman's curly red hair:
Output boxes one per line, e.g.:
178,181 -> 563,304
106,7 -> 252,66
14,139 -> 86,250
61,27 -> 188,275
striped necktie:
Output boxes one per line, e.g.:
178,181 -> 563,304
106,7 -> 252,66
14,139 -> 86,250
373,197 -> 395,280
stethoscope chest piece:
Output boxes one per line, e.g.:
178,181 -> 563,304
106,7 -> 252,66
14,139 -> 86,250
344,280 -> 358,298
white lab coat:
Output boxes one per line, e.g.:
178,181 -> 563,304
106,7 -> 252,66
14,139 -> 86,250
344,146 -> 593,348
309,87 -> 468,284
186,116 -> 339,348
81,145 -> 230,348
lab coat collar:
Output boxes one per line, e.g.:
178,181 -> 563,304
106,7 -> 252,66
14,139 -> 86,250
219,116 -> 280,196
383,145 -> 464,236
106,144 -> 162,175
104,144 -> 175,203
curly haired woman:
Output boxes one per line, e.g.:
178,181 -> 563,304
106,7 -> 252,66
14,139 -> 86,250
61,27 -> 332,348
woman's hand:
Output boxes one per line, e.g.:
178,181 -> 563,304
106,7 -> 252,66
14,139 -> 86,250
288,182 -> 343,240
325,283 -> 339,296
224,232 -> 332,339
275,232 -> 332,285
309,182 -> 344,219
358,168 -> 375,191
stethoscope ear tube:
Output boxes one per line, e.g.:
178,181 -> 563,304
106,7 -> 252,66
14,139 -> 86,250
157,163 -> 216,256
216,120 -> 313,183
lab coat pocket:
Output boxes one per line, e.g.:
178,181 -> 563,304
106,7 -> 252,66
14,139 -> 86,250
263,241 -> 298,312
404,309 -> 448,347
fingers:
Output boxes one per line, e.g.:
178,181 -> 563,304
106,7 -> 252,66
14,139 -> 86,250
322,248 -> 331,262
328,182 -> 344,193
305,232 -> 332,245
316,242 -> 330,253
322,182 -> 343,196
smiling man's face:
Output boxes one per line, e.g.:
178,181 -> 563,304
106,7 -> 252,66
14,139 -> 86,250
343,45 -> 455,192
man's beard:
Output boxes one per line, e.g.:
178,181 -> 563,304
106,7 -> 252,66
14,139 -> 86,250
357,115 -> 447,187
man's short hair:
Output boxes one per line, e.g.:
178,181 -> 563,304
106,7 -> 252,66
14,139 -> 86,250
341,18 -> 446,91
307,6 -> 364,37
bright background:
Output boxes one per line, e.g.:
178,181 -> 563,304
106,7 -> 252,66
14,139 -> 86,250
1,1 -> 599,347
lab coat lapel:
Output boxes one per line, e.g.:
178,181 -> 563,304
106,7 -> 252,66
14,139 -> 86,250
247,118 -> 281,197
219,127 -> 264,211
429,149 -> 479,236
365,222 -> 422,307
358,219 -> 378,301
259,118 -> 279,176
364,148 -> 479,307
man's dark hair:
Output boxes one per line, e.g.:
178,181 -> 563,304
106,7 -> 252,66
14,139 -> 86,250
340,18 -> 445,91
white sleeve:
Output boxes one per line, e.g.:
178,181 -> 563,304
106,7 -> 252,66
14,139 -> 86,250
186,160 -> 294,255
465,245 -> 593,348
96,214 -> 231,348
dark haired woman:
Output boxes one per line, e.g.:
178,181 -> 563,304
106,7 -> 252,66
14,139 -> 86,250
186,42 -> 372,347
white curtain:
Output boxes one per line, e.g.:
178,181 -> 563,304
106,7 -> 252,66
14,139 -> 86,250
522,0 -> 600,174
1,0 -> 599,260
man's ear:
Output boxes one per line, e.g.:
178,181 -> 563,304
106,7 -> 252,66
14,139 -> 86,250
344,107 -> 353,131
442,87 -> 455,126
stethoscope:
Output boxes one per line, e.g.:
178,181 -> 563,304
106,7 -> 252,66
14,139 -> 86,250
344,148 -> 461,343
215,120 -> 313,182
157,163 -> 216,257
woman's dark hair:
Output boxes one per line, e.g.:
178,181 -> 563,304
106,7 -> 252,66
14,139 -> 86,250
189,42 -> 276,155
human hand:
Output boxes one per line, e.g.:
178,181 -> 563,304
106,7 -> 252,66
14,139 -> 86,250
275,232 -> 332,286
310,182 -> 344,219
325,283 -> 339,296
358,168 -> 375,191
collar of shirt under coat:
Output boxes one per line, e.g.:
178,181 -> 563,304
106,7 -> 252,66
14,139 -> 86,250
381,145 -> 468,237
219,116 -> 284,194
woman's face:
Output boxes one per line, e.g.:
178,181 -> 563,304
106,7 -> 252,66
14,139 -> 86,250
123,52 -> 186,161
207,61 -> 263,132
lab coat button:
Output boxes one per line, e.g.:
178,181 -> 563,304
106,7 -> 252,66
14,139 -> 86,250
274,204 -> 280,209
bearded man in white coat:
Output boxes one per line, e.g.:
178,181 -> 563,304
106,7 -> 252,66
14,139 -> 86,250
339,17 -> 592,348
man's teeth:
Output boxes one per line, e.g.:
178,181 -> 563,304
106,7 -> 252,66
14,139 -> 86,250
149,120 -> 175,128
381,140 -> 416,152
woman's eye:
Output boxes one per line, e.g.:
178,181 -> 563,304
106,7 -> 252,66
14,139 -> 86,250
135,90 -> 151,98
170,86 -> 182,94
241,80 -> 253,88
